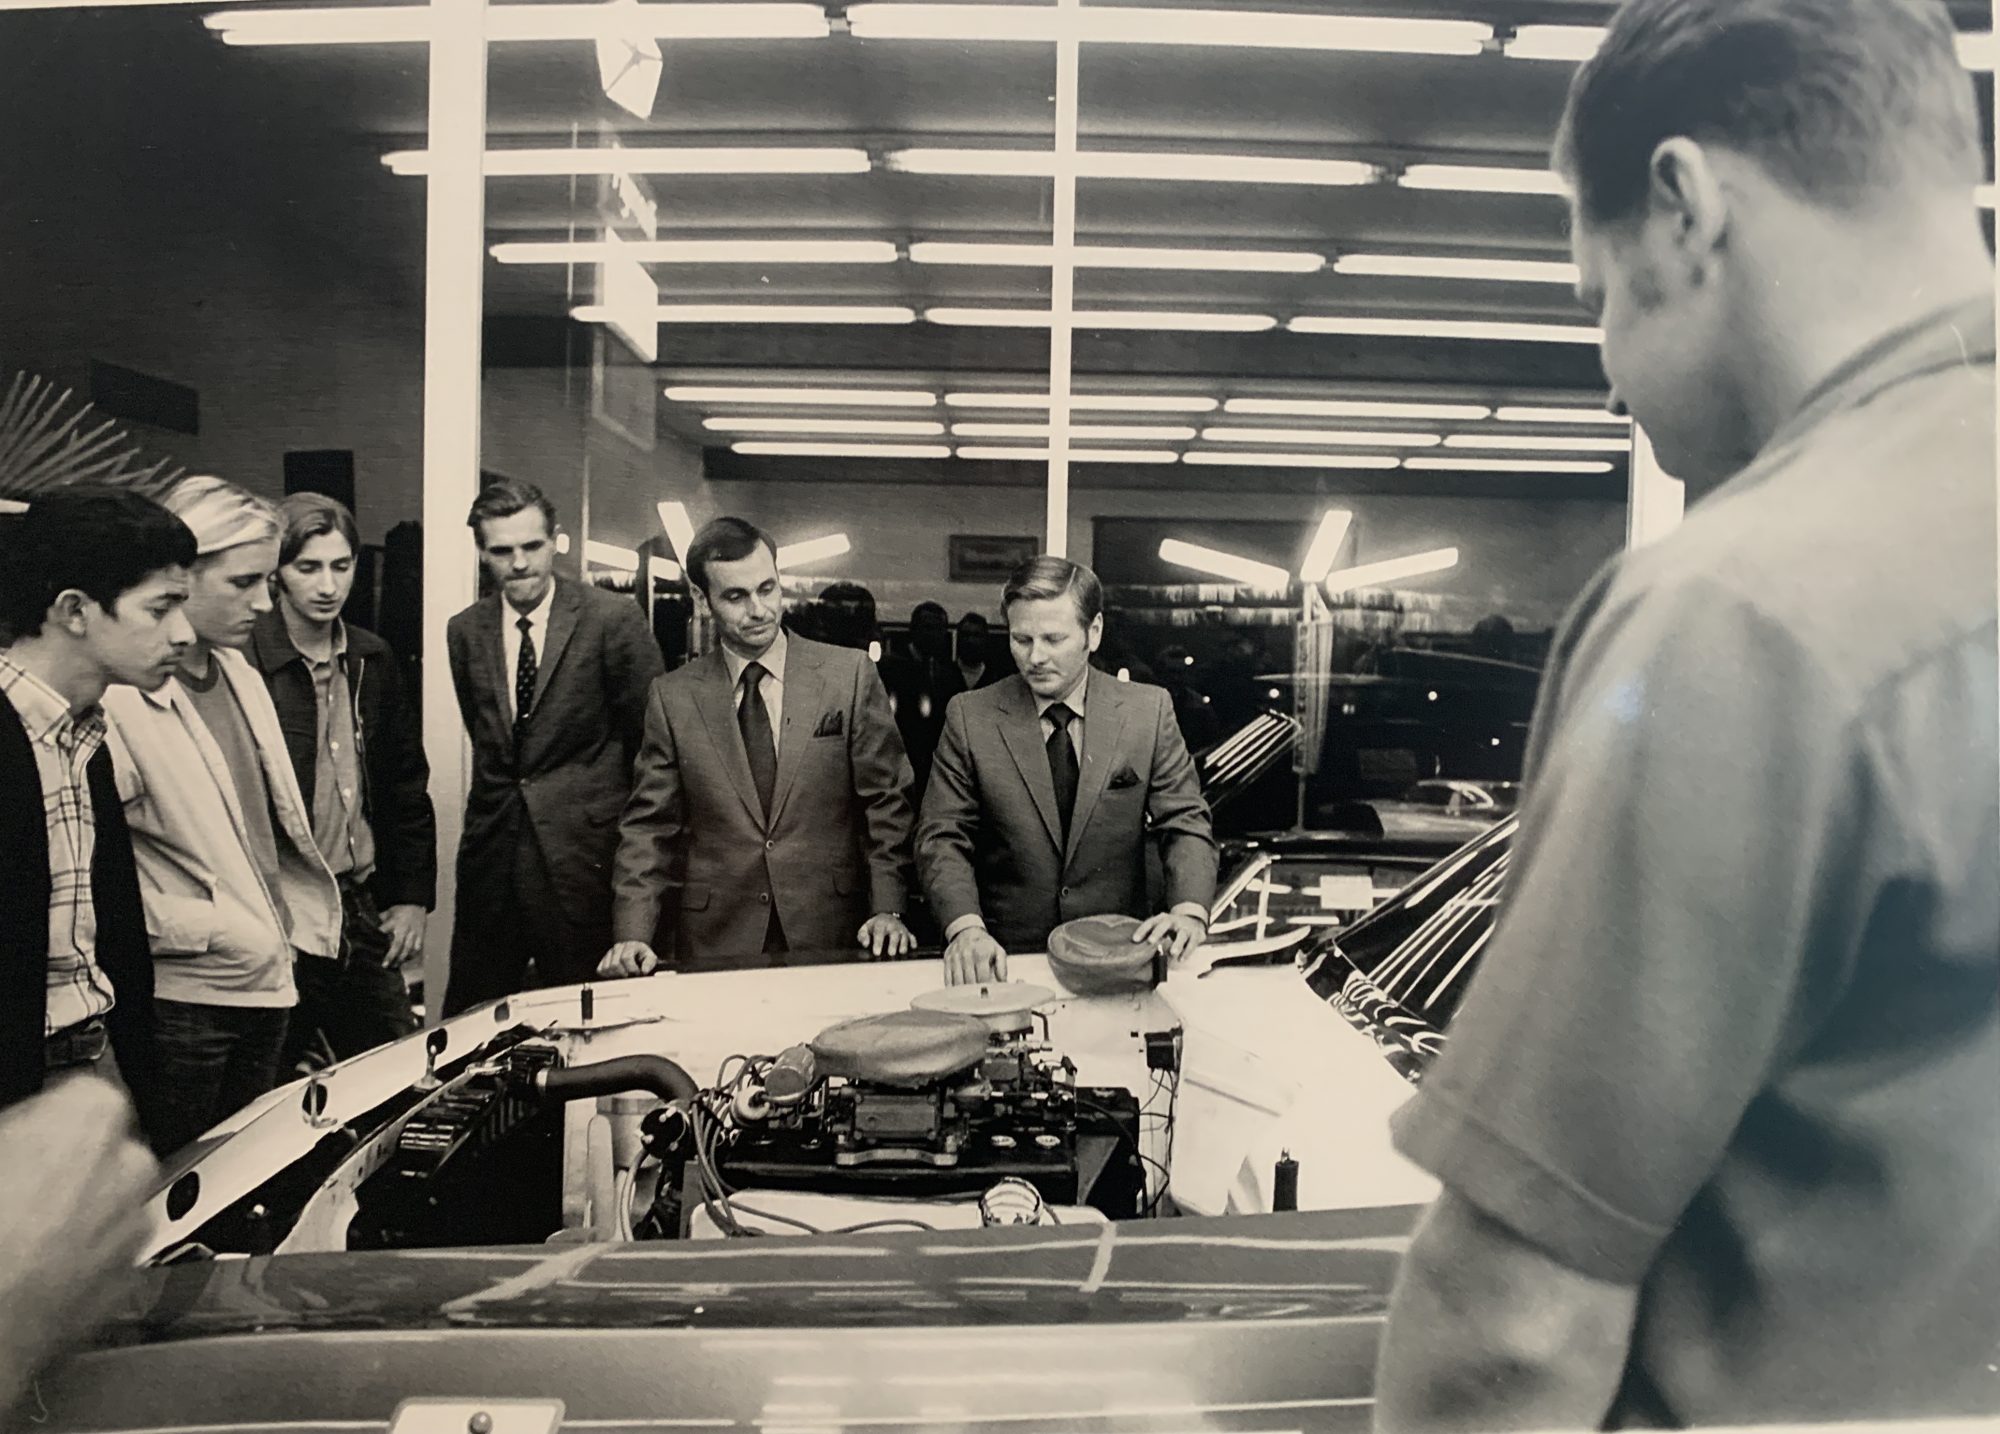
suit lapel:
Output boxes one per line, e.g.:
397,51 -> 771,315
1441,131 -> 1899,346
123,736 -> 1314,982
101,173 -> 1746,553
1065,668 -> 1128,864
767,639 -> 821,828
530,580 -> 581,710
996,678 -> 1064,854
692,649 -> 764,825
476,596 -> 510,719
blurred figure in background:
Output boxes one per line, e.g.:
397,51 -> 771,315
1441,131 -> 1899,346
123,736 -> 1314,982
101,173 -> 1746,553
250,494 -> 433,1067
953,611 -> 1003,692
103,477 -> 341,1157
882,600 -> 963,797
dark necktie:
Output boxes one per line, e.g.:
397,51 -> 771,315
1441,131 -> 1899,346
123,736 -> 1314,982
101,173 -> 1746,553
739,660 -> 778,820
514,616 -> 537,738
1045,701 -> 1079,844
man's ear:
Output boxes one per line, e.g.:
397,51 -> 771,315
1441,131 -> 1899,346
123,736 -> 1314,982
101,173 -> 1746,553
1647,137 -> 1729,269
1086,613 -> 1104,653
48,589 -> 90,636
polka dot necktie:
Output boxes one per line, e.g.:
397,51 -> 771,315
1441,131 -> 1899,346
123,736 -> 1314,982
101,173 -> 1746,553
514,616 -> 537,738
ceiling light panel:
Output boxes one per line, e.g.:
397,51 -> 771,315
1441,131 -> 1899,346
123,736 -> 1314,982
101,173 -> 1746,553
1201,427 -> 1443,447
950,423 -> 1198,440
927,309 -> 1275,331
1334,253 -> 1580,285
1506,25 -> 1994,71
665,386 -> 938,407
574,304 -> 915,324
945,393 -> 1218,411
732,442 -> 951,458
704,417 -> 946,435
384,147 -> 871,177
494,239 -> 898,265
847,7 -> 1490,55
207,2 -> 831,45
955,447 -> 1179,463
887,149 -> 1377,186
910,243 -> 1323,273
1157,539 -> 1291,589
1183,452 -> 1401,469
1289,316 -> 1603,344
1494,406 -> 1627,425
1443,434 -> 1632,452
1404,457 -> 1615,473
1225,398 -> 1491,421
1322,546 -> 1458,595
1397,163 -> 1567,196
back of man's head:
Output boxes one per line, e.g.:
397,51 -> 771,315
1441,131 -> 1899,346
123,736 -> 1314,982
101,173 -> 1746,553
1557,0 -> 1981,227
0,487 -> 197,639
685,516 -> 776,597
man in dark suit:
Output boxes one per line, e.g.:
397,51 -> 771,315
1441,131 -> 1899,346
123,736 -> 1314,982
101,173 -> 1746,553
0,487 -> 196,1151
443,479 -> 664,1013
599,517 -> 916,975
881,601 -> 964,799
919,556 -> 1218,985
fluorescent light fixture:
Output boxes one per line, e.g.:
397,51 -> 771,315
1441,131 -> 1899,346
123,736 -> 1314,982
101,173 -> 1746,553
1961,33 -> 1997,70
887,149 -> 1377,186
926,308 -> 1275,331
1494,406 -> 1628,425
705,417 -> 945,436
383,146 -> 870,177
493,239 -> 897,265
1404,457 -> 1614,473
1334,253 -> 1579,285
945,392 -> 1218,412
1182,452 -> 1401,469
1398,164 -> 1567,196
732,442 -> 952,458
1289,315 -> 1603,344
573,304 -> 914,324
848,6 -> 1489,53
656,501 -> 698,557
1978,183 -> 1995,209
1503,23 -> 1601,61
910,242 -> 1323,273
665,386 -> 936,407
1444,433 -> 1632,452
1201,427 -> 1442,447
584,539 -> 641,572
1159,539 -> 1290,589
1322,546 -> 1459,595
776,533 -> 851,567
955,447 -> 1179,463
206,2 -> 830,45
950,422 -> 1197,440
1299,510 -> 1355,583
1225,397 -> 1491,421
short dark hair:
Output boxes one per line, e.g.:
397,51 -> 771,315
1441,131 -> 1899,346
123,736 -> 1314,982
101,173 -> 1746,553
685,516 -> 776,596
1556,0 -> 1981,226
278,492 -> 361,568
0,487 -> 197,638
466,478 -> 558,545
910,601 -> 948,626
1003,555 -> 1102,627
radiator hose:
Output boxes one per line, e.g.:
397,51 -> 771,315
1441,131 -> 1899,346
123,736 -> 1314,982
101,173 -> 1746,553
535,1055 -> 699,1106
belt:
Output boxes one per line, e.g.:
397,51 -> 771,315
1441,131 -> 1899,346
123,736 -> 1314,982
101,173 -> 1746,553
44,1017 -> 110,1072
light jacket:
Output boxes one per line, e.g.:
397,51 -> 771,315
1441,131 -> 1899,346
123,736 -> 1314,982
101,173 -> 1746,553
103,646 -> 341,1008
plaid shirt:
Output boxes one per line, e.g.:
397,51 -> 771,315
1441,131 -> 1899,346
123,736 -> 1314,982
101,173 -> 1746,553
0,654 -> 114,1035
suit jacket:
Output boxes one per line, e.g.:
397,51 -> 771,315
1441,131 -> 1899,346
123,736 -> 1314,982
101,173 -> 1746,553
248,612 -> 437,911
447,578 -> 665,929
612,636 -> 914,967
0,692 -> 164,1147
918,669 -> 1219,952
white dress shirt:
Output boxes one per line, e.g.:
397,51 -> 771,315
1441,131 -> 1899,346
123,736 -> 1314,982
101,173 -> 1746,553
501,585 -> 557,722
723,628 -> 788,756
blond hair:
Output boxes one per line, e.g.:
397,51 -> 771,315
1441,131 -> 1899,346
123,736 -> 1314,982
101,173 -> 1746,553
165,474 -> 281,556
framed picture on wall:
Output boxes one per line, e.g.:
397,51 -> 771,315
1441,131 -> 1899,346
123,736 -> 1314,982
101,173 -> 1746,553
949,534 -> 1039,583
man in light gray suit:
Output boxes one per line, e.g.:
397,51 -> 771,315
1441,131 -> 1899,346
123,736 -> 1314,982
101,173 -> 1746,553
919,556 -> 1217,986
600,517 -> 917,975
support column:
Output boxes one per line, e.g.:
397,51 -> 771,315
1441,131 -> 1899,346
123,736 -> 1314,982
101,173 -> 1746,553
1042,0 -> 1079,557
1626,425 -> 1685,550
419,0 -> 489,1020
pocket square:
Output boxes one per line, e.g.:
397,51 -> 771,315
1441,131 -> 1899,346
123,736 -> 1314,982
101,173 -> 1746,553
1108,765 -> 1141,790
813,710 -> 846,738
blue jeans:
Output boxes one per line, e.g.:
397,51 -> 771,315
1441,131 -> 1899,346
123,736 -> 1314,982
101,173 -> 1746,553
152,1000 -> 291,1158
282,878 -> 421,1072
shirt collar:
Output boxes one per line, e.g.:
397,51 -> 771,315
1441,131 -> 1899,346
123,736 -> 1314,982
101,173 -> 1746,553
724,628 -> 788,689
302,618 -> 349,669
1035,667 -> 1090,721
0,652 -> 103,749
507,585 -> 556,633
